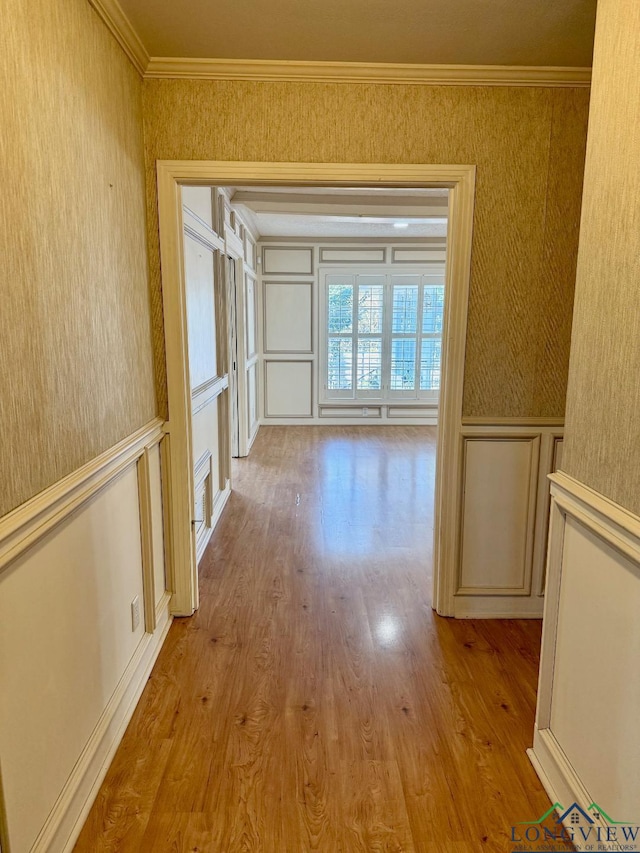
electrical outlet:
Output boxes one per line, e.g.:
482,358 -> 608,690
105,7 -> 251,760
362,407 -> 369,417
131,596 -> 141,631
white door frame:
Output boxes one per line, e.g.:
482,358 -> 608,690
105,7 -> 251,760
157,161 -> 475,617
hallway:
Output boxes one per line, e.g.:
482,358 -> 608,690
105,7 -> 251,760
75,427 -> 557,851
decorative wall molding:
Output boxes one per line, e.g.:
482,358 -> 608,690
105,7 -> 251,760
263,281 -> 314,354
0,418 -> 164,576
87,0 -> 592,89
264,360 -> 314,418
88,0 -> 149,76
319,247 -> 386,264
457,433 -> 540,597
451,423 -> 564,618
31,596 -> 172,853
461,416 -> 565,427
530,470 -> 640,825
191,375 -> 229,416
262,246 -> 314,276
137,446 -> 158,633
145,57 -> 592,88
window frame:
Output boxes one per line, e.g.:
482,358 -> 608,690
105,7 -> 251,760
320,266 -> 446,405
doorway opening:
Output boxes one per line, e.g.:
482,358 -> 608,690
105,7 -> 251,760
156,162 -> 476,619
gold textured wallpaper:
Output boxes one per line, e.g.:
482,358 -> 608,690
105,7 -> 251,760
0,0 -> 156,517
142,80 -> 590,419
563,0 -> 640,515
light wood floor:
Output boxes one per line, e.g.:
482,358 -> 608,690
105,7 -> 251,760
75,426 -> 562,852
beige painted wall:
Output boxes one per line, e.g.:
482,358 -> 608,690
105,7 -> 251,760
142,80 -> 590,420
562,0 -> 640,515
0,0 -> 156,518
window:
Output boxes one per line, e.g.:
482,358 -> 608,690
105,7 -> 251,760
323,270 -> 445,402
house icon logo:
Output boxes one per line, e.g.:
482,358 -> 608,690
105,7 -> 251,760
556,802 -> 594,827
510,801 -> 639,852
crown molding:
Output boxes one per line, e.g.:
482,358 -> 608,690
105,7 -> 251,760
89,0 -> 149,76
144,57 -> 591,87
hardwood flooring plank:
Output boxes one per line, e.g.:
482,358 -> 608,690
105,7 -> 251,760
75,426 -> 554,852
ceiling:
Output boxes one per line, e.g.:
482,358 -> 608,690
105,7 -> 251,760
229,186 -> 449,239
118,0 -> 596,67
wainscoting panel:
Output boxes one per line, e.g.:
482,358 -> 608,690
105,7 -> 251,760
264,360 -> 314,417
262,246 -> 313,275
458,435 -> 539,595
0,420 -> 171,853
392,247 -> 447,263
263,282 -> 313,353
530,472 -> 640,824
319,247 -> 385,263
453,422 -> 563,617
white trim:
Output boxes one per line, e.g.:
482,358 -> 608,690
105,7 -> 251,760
211,480 -> 231,532
145,57 -> 591,87
88,0 -> 149,76
0,419 -> 163,577
530,471 -> 640,826
137,446 -> 158,634
528,729 -> 596,821
194,478 -> 231,564
158,171 -> 199,617
318,267 -> 444,406
448,422 -> 563,618
30,593 -> 173,853
456,432 -> 540,597
432,165 -> 475,616
156,161 -> 476,620
83,1 -> 593,89
461,416 -> 565,427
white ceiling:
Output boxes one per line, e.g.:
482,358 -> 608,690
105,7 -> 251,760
118,0 -> 596,67
229,185 -> 449,239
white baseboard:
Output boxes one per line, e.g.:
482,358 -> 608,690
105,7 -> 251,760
30,595 -> 173,853
259,417 -> 438,426
452,597 -> 544,619
211,481 -> 231,530
528,728 -> 594,814
247,422 -> 260,452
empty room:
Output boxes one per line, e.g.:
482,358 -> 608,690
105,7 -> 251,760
2,0 -> 639,851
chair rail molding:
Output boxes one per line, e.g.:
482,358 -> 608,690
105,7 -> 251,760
0,418 -> 163,575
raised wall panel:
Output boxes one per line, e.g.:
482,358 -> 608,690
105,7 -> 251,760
192,400 -> 220,495
318,405 -> 382,419
554,437 -> 564,471
147,443 -> 167,607
392,247 -> 447,263
193,453 -> 212,559
0,466 -> 146,853
264,361 -> 313,417
458,436 -> 540,595
319,247 -> 385,264
247,363 -> 258,434
549,517 -> 640,818
246,275 -> 257,359
387,405 -> 438,418
263,282 -> 313,353
181,186 -> 213,227
262,246 -> 313,275
184,234 -> 217,390
244,234 -> 257,271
